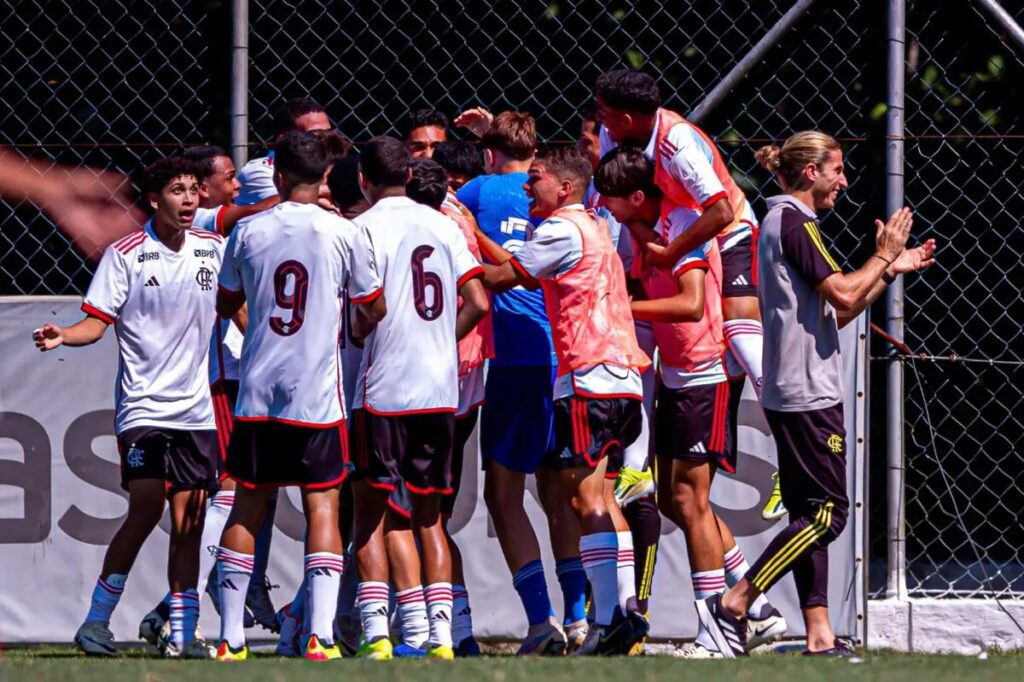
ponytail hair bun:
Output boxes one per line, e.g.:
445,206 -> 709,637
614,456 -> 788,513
755,145 -> 781,171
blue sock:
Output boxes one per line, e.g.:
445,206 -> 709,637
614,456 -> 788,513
555,557 -> 588,624
512,559 -> 551,626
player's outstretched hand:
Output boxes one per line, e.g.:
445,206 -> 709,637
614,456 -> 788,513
454,107 -> 494,137
644,238 -> 672,269
874,207 -> 912,263
890,238 -> 937,276
33,323 -> 64,351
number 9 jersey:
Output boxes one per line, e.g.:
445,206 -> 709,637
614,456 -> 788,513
218,201 -> 382,426
353,196 -> 483,415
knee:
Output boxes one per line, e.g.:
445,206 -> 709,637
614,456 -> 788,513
571,488 -> 607,523
673,487 -> 711,525
128,497 -> 165,530
820,501 -> 848,544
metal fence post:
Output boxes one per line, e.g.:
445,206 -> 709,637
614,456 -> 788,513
230,0 -> 249,169
885,0 -> 908,601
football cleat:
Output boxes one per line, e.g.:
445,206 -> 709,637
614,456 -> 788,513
274,603 -> 301,657
761,471 -> 787,521
564,619 -> 589,654
74,621 -> 117,657
746,605 -> 788,650
454,636 -> 482,657
803,638 -> 856,657
215,640 -> 249,661
356,636 -> 393,660
516,617 -> 567,656
247,576 -> 280,633
394,642 -> 427,658
673,642 -> 726,659
161,636 -> 216,659
426,644 -> 455,660
613,466 -> 655,508
336,615 -> 361,657
138,608 -> 165,647
695,594 -> 747,658
304,634 -> 342,661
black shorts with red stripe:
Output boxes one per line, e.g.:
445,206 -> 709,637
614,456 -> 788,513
655,379 -> 744,473
225,419 -> 350,489
546,395 -> 642,471
717,227 -> 759,298
211,379 -> 239,476
349,408 -> 455,495
117,426 -> 220,493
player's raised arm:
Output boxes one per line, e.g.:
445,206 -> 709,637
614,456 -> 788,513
630,265 -> 706,323
33,317 -> 108,350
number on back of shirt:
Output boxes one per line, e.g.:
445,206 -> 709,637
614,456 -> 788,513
410,245 -> 443,321
270,260 -> 309,336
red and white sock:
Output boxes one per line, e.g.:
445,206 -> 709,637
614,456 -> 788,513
169,589 -> 200,648
691,568 -> 726,600
616,531 -> 637,610
580,532 -> 619,626
197,490 -> 234,595
216,547 -> 254,649
357,581 -> 391,643
395,586 -> 429,650
425,582 -> 453,649
723,318 -> 764,401
304,552 -> 344,644
724,545 -> 771,615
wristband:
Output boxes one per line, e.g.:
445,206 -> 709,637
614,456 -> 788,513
872,254 -> 892,266
882,270 -> 896,284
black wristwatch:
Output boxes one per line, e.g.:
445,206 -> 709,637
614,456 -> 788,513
882,270 -> 896,284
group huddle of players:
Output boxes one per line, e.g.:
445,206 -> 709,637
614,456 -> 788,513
35,69 -> 823,661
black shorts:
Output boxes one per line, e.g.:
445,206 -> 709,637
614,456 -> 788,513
765,404 -> 849,518
655,379 -> 743,473
350,409 -> 455,495
546,395 -> 642,471
211,379 -> 239,465
718,228 -> 758,298
117,427 -> 220,493
225,420 -> 350,490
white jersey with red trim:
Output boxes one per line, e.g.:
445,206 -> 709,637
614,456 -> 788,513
82,222 -> 224,433
194,205 -> 242,383
236,153 -> 277,206
353,196 -> 483,415
219,201 -> 382,426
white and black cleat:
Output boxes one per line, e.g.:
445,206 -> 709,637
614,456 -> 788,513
695,594 -> 747,658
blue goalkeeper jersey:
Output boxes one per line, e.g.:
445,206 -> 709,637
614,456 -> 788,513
457,173 -> 556,367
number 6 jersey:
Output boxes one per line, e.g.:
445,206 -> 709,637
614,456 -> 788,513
218,201 -> 382,426
353,196 -> 483,415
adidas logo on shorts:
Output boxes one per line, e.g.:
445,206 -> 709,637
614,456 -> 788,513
731,274 -> 749,287
689,442 -> 707,453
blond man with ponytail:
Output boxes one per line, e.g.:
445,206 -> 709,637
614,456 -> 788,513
695,131 -> 936,658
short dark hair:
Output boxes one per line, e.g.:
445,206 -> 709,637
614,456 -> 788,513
535,146 -> 592,188
400,109 -> 449,140
480,111 -> 536,160
593,147 -> 661,198
182,145 -> 228,181
140,155 -> 201,195
310,128 -> 353,160
433,141 -> 484,180
272,97 -> 327,136
595,69 -> 661,115
327,155 -> 364,208
406,158 -> 449,210
359,136 -> 410,188
274,131 -> 330,185
580,104 -> 598,125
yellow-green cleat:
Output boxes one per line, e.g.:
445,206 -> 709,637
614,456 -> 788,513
356,636 -> 394,660
761,471 -> 787,521
426,644 -> 455,660
613,466 -> 655,508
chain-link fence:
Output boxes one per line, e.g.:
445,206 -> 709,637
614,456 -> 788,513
898,0 -> 1024,598
1,0 -> 1021,599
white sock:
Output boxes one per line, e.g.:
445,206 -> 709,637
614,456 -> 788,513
452,585 -> 473,645
85,574 -> 126,624
425,583 -> 453,649
169,589 -> 200,647
305,552 -> 344,644
723,545 -> 771,615
215,547 -> 254,649
395,586 -> 429,649
615,531 -> 637,610
691,568 -> 726,600
198,491 -> 234,595
580,533 -> 618,626
621,406 -> 650,471
723,318 -> 764,402
357,581 -> 391,643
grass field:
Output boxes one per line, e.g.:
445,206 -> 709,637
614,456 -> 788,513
2,647 -> 1022,682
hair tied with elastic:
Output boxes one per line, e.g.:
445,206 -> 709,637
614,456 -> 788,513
754,144 -> 782,171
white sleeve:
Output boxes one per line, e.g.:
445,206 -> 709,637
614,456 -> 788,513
510,218 -> 583,280
346,224 -> 383,303
450,227 -> 484,288
598,125 -> 617,158
236,159 -> 278,206
192,206 -> 230,235
663,124 -> 727,208
82,247 -> 130,323
672,243 -> 712,278
218,230 -> 243,293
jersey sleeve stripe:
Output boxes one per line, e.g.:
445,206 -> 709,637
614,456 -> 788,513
81,303 -> 116,324
188,229 -> 224,242
215,205 -> 230,235
701,191 -> 728,209
803,221 -> 842,272
672,260 -> 710,278
456,265 -> 485,288
508,255 -> 532,280
114,232 -> 146,253
350,287 -> 383,305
